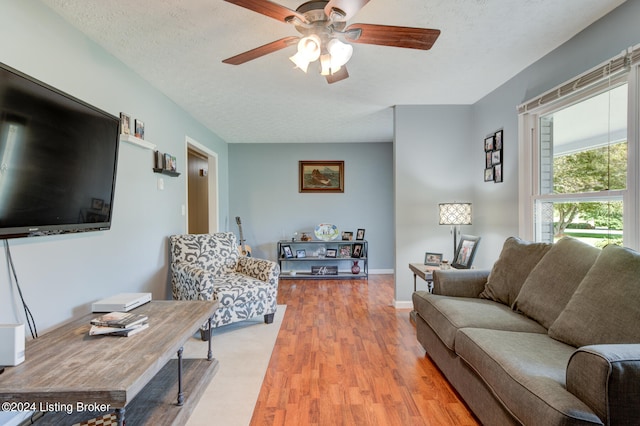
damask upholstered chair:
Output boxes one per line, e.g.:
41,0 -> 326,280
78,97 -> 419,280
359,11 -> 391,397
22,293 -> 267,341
169,232 -> 280,337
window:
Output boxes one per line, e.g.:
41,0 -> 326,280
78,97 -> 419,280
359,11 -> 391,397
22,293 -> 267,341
519,47 -> 640,250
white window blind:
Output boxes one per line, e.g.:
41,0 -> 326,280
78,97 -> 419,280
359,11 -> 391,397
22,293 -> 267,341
518,43 -> 640,114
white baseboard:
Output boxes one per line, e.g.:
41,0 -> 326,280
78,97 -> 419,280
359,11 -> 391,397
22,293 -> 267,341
394,300 -> 413,309
369,269 -> 394,275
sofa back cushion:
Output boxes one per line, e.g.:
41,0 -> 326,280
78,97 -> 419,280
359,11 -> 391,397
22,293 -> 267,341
548,244 -> 640,347
169,232 -> 239,276
479,237 -> 552,306
513,237 -> 601,329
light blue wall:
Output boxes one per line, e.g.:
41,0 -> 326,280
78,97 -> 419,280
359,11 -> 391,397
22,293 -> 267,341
394,0 -> 640,305
228,142 -> 394,271
0,2 -> 229,331
469,0 -> 640,268
394,105 -> 475,303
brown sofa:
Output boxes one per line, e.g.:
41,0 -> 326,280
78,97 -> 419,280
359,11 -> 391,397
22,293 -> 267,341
412,236 -> 640,425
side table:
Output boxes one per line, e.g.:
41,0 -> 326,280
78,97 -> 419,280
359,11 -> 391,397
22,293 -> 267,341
409,263 -> 439,324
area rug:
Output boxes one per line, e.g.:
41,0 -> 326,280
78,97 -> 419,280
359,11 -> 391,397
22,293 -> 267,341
183,305 -> 286,426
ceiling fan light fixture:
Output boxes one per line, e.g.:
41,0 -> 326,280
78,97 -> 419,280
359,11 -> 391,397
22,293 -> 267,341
320,53 -> 331,76
327,39 -> 353,67
297,35 -> 321,62
289,51 -> 311,73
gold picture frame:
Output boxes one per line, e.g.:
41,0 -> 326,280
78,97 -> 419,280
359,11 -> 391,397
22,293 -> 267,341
299,161 -> 344,193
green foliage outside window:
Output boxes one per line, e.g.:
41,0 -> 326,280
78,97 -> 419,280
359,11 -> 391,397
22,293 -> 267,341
552,142 -> 626,236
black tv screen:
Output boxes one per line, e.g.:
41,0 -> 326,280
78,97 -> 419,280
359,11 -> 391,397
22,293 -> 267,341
0,62 -> 119,238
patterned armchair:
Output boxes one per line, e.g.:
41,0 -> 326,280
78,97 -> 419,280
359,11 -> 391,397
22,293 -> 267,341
169,233 -> 280,333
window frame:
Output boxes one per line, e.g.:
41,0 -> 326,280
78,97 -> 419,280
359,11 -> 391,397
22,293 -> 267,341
519,66 -> 639,250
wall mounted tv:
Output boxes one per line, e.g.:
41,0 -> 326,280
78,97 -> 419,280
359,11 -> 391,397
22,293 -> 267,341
0,62 -> 119,239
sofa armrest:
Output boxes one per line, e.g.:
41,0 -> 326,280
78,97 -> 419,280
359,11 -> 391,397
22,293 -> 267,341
236,256 -> 280,285
171,262 -> 216,301
432,269 -> 490,298
566,344 -> 640,424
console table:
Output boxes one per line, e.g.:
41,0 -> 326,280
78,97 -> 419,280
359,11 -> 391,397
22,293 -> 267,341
409,263 -> 438,324
0,300 -> 219,426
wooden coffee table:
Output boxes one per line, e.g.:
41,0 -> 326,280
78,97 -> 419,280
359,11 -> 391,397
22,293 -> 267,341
0,300 -> 219,426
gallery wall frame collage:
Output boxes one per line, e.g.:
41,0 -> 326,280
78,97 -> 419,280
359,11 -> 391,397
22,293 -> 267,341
484,129 -> 503,183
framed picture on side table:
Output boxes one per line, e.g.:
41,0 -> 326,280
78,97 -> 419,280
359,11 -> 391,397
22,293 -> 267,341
424,252 -> 443,266
452,235 -> 481,269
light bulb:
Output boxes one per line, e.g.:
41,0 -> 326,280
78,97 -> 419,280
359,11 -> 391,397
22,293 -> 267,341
289,51 -> 310,73
327,39 -> 353,67
297,35 -> 321,62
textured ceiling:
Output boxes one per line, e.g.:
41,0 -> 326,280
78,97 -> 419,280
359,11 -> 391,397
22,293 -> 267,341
41,0 -> 625,143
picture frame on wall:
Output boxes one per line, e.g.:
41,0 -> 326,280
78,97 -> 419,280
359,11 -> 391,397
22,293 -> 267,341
299,160 -> 344,193
484,129 -> 504,184
134,119 -> 145,139
119,112 -> 131,135
484,167 -> 494,182
484,135 -> 494,151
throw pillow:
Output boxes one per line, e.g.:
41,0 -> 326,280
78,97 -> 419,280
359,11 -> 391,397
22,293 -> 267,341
479,237 -> 551,306
548,244 -> 640,347
513,237 -> 601,329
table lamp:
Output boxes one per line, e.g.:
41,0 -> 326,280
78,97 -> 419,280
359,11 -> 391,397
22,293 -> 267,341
439,202 -> 472,258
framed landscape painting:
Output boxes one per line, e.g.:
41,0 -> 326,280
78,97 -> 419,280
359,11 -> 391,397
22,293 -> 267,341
299,161 -> 344,193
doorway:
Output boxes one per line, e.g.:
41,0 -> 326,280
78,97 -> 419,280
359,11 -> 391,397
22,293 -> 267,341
185,136 -> 219,234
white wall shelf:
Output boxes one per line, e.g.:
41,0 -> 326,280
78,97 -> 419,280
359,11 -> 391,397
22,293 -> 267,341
120,133 -> 157,151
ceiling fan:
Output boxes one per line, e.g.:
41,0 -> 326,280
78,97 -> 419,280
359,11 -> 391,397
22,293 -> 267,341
222,0 -> 441,84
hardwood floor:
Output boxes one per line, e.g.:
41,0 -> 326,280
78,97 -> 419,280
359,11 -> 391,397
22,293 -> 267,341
250,275 -> 480,425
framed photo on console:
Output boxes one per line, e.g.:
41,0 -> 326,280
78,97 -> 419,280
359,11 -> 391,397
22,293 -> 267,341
452,235 -> 481,269
424,252 -> 443,266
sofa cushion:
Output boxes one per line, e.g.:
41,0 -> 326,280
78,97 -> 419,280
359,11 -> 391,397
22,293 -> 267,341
479,237 -> 552,307
412,292 -> 546,351
548,244 -> 640,348
513,237 -> 601,329
455,328 -> 602,425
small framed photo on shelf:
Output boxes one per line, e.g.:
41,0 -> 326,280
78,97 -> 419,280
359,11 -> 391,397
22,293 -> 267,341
164,153 -> 177,172
339,244 -> 352,258
134,119 -> 145,139
356,229 -> 365,240
282,245 -> 293,258
326,249 -> 337,258
342,231 -> 353,241
352,243 -> 364,258
119,112 -> 131,135
424,252 -> 443,266
296,249 -> 306,258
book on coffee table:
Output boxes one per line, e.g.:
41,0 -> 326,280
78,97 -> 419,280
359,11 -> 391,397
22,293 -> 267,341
90,311 -> 148,328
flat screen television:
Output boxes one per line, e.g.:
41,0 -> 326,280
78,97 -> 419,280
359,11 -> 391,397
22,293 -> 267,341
0,62 -> 119,239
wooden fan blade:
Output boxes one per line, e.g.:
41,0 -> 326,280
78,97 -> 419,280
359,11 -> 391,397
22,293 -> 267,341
345,23 -> 440,50
224,0 -> 308,23
222,36 -> 299,65
326,66 -> 349,84
324,0 -> 370,21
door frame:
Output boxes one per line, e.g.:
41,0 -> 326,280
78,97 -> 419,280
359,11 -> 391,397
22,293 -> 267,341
185,136 -> 219,233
